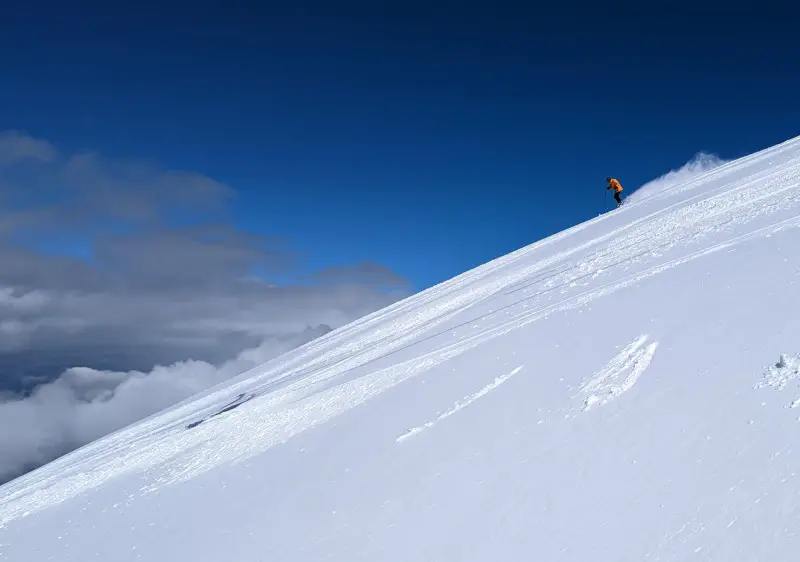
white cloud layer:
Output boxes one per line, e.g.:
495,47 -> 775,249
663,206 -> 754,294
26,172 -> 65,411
0,131 -> 409,484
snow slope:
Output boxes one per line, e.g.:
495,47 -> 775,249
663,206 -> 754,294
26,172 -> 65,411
3,136 -> 800,561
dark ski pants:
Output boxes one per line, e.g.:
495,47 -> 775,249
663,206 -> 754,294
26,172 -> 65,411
614,192 -> 622,205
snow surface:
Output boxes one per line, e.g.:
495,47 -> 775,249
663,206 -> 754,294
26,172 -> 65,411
3,136 -> 800,560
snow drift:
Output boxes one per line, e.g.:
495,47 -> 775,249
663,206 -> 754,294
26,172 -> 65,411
2,134 -> 800,561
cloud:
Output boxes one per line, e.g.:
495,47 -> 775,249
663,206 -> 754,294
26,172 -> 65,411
0,327 -> 332,483
314,262 -> 409,287
625,152 -> 728,204
0,131 -> 57,166
0,131 -> 410,484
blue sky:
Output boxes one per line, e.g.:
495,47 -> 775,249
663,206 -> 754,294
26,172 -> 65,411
1,2 -> 799,290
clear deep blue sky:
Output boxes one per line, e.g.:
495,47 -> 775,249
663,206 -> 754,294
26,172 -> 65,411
1,2 -> 799,290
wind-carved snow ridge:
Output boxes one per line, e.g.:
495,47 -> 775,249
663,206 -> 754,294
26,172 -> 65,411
580,335 -> 658,411
397,366 -> 524,442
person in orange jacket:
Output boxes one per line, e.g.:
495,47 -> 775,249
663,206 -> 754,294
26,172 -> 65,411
606,177 -> 623,207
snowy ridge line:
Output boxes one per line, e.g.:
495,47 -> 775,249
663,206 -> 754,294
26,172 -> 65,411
6,166 -> 800,524
616,150 -> 800,227
396,366 -> 524,443
239,190 -> 707,402
496,201 -> 697,295
333,184 -> 626,323
238,211 -> 666,401
280,202 -> 800,405
354,141 -> 760,315
501,157 -> 800,300
253,210 -> 800,475
6,210 -> 790,528
579,335 -> 659,411
506,169 -> 800,299
281,230 -> 688,399
6,137 -> 800,560
3,208 -> 796,530
245,171 -> 780,412
262,241 -> 584,397
45,221 -> 676,480
208,255 -> 536,404
159,140 -> 800,420
630,155 -> 800,227
504,189 -> 800,310
294,137 -> 800,380
653,140 -> 800,201
503,183 -> 786,298
262,208 -> 800,456
326,157 -> 800,363
483,171 -> 740,299
389,211 -> 800,389
186,239 -> 557,402
282,136 -> 800,356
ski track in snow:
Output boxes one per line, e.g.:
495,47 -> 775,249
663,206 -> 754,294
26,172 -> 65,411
396,366 -> 524,443
3,138 -> 800,530
579,335 -> 659,411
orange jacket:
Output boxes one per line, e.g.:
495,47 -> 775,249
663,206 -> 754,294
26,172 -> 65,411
607,178 -> 623,193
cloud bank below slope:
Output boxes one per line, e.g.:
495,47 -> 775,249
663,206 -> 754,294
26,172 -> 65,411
0,131 -> 409,484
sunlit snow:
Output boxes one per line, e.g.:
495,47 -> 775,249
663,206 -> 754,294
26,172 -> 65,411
3,135 -> 800,560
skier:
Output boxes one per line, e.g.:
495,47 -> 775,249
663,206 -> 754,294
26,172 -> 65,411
606,177 -> 624,207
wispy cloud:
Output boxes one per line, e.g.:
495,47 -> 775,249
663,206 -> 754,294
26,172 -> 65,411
0,131 -> 410,484
0,131 -> 57,166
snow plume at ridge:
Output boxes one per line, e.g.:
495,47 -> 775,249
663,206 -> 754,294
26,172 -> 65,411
626,151 -> 728,203
0,131 -> 409,484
